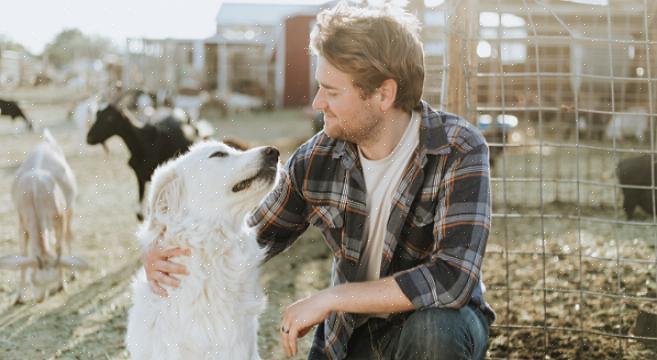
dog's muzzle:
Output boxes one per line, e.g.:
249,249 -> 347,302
232,147 -> 279,193
263,146 -> 279,164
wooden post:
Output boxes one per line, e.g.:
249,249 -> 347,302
443,0 -> 478,123
218,44 -> 228,96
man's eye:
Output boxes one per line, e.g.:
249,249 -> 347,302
209,151 -> 228,158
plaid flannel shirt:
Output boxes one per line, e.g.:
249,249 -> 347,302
249,101 -> 495,360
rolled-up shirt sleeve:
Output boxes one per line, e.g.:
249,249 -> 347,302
394,139 -> 491,310
248,149 -> 310,261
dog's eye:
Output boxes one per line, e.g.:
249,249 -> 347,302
209,151 -> 228,158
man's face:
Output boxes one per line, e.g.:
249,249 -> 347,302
311,57 -> 382,144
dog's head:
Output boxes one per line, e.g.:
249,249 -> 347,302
142,140 -> 280,241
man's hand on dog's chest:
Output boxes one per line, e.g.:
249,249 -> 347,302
143,245 -> 190,297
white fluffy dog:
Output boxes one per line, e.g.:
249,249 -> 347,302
126,141 -> 280,360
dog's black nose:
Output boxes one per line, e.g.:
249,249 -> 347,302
264,146 -> 279,162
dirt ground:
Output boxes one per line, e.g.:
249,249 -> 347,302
0,86 -> 327,359
1,86 -> 656,359
484,213 -> 657,359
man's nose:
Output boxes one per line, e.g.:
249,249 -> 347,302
312,91 -> 325,112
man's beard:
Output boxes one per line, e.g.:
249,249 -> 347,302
334,112 -> 383,145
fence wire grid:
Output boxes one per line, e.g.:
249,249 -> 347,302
423,0 -> 657,358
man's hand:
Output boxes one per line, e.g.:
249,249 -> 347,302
278,278 -> 415,357
280,290 -> 333,357
142,245 -> 190,297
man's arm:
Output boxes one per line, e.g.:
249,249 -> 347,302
279,277 -> 413,357
394,138 -> 491,310
279,132 -> 491,356
248,165 -> 310,261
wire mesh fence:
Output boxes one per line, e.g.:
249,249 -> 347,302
422,0 -> 657,358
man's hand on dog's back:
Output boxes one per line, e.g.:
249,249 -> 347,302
143,245 -> 190,297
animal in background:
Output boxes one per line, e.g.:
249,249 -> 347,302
617,154 -> 657,219
606,107 -> 649,143
71,95 -> 100,149
0,99 -> 33,131
0,130 -> 88,304
115,89 -> 157,113
126,141 -> 280,360
86,104 -> 195,220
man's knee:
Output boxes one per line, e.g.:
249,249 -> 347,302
401,308 -> 469,350
395,306 -> 488,360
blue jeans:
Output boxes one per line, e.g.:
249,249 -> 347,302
345,304 -> 490,360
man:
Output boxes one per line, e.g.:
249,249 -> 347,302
143,2 -> 495,359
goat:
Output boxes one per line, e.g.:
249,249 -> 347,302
606,107 -> 649,143
115,89 -> 157,114
71,96 -> 100,149
86,104 -> 195,220
0,130 -> 88,304
173,90 -> 209,122
0,99 -> 33,131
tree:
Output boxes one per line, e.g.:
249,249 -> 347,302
43,28 -> 114,69
0,36 -> 30,55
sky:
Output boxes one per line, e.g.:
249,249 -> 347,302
0,0 -> 329,54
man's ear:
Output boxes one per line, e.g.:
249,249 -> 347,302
377,79 -> 398,112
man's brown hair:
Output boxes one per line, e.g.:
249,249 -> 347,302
310,2 -> 425,112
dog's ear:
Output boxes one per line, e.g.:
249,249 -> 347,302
146,163 -> 184,233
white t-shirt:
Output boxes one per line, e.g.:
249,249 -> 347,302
357,111 -> 420,282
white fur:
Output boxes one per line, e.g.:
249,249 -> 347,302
0,129 -> 87,304
605,106 -> 649,142
72,96 -> 99,150
126,140 -> 279,360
